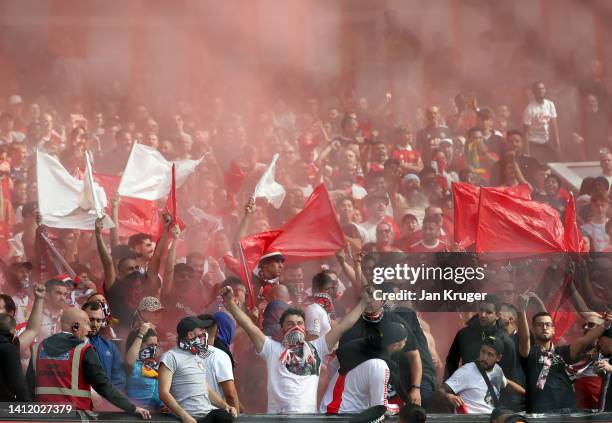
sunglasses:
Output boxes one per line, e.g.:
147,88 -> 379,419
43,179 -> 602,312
583,322 -> 598,330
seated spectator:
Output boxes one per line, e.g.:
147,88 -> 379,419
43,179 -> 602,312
159,316 -> 237,422
197,314 -> 240,413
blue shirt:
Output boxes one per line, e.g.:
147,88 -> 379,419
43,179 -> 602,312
127,361 -> 163,410
88,334 -> 126,390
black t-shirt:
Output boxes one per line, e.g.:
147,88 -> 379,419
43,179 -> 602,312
106,277 -> 144,328
490,154 -> 540,186
392,307 -> 437,389
339,310 -> 418,399
521,344 -> 577,413
605,365 -> 612,412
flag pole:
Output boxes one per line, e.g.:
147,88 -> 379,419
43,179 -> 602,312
237,241 -> 255,310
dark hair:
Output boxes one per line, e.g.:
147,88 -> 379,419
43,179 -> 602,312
546,173 -> 561,187
82,301 -> 102,312
45,278 -> 67,291
399,403 -> 427,423
500,303 -> 518,320
506,129 -> 524,139
312,271 -> 336,293
401,213 -> 418,225
384,158 -> 400,169
128,233 -> 152,248
422,215 -> 440,226
0,313 -> 16,333
467,126 -> 484,138
335,196 -> 354,209
279,308 -> 305,327
222,276 -> 244,290
117,256 -> 138,272
579,177 -> 595,197
477,107 -> 494,121
532,311 -> 552,326
0,294 -> 16,316
340,114 -> 357,130
481,294 -> 501,312
125,328 -> 157,353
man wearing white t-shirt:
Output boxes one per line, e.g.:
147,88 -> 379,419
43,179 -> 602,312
599,152 -> 612,188
305,271 -> 338,340
440,337 -> 525,414
320,321 -> 409,414
198,314 -> 240,413
523,81 -> 560,162
220,285 -> 368,414
581,193 -> 610,251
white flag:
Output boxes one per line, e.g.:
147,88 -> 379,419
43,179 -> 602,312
117,143 -> 201,201
37,150 -> 114,230
78,152 -> 104,218
253,154 -> 286,209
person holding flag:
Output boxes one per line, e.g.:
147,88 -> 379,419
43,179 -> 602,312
219,284 -> 370,414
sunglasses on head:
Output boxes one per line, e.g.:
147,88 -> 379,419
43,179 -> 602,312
583,321 -> 598,329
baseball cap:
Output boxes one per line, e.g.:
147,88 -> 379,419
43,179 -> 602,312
176,316 -> 214,339
380,321 -> 408,347
483,336 -> 504,355
259,252 -> 285,265
349,405 -> 386,423
138,296 -> 165,312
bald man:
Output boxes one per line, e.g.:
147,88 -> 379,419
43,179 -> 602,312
26,308 -> 151,419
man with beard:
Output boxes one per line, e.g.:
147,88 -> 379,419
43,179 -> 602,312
597,327 -> 612,411
320,321 -> 409,414
0,313 -> 30,401
96,217 -> 166,333
517,299 -> 611,413
220,285 -> 368,414
440,337 -> 525,414
26,308 -> 150,418
490,130 -> 540,187
445,296 -> 517,383
83,301 -> 125,390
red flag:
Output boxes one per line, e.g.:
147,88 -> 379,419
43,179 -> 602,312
234,185 -> 346,307
164,164 -> 186,231
475,188 -> 565,253
453,183 -> 480,248
229,231 -> 280,309
267,184 -> 346,257
453,183 -> 532,249
546,273 -> 577,343
564,193 -> 584,253
94,173 -> 161,238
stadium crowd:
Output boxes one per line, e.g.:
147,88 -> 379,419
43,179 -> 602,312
0,55 -> 611,423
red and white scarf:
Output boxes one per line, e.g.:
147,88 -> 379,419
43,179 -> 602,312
536,343 -> 592,389
279,325 -> 316,366
309,293 -> 336,320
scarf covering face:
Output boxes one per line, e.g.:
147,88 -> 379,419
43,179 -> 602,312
138,345 -> 160,374
178,333 -> 209,356
279,325 -> 316,367
536,343 -> 592,389
310,293 -> 336,320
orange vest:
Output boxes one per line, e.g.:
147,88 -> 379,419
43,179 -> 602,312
32,341 -> 93,410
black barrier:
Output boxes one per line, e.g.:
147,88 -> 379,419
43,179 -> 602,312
1,411 -> 612,423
